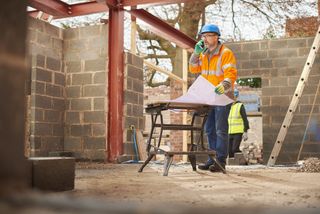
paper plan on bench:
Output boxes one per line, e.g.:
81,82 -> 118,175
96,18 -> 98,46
170,75 -> 234,106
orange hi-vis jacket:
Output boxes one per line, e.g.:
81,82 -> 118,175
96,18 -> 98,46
189,43 -> 237,98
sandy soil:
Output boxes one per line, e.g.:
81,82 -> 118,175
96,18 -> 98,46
64,162 -> 320,212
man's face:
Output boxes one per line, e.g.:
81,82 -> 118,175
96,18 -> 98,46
201,33 -> 219,49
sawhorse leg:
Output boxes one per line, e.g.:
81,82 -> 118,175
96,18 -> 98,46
163,154 -> 174,176
188,154 -> 197,171
138,153 -> 155,172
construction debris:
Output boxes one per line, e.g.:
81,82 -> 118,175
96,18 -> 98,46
298,157 -> 320,172
241,141 -> 263,164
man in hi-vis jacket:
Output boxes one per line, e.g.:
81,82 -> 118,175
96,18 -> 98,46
189,24 -> 237,172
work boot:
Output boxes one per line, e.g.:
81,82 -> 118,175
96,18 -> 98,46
198,161 -> 213,170
209,162 -> 226,173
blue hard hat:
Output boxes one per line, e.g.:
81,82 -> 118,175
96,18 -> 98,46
234,89 -> 239,97
200,24 -> 221,36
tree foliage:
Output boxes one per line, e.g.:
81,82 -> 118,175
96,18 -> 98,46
136,0 -> 317,87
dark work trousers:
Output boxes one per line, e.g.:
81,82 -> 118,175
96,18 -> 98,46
228,133 -> 243,158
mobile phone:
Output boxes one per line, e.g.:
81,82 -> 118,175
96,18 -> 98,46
200,40 -> 205,49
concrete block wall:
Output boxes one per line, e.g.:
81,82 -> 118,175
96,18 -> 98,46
63,24 -> 108,160
227,37 -> 320,164
27,17 -> 65,157
122,53 -> 144,160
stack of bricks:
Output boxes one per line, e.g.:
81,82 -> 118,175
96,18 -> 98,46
241,141 -> 263,164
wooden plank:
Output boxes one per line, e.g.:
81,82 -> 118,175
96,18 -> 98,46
135,129 -> 148,161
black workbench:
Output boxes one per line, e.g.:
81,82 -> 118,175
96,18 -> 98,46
138,101 -> 226,176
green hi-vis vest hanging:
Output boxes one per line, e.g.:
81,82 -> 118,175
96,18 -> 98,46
228,102 -> 244,134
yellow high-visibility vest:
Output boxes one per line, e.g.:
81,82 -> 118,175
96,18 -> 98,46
228,102 -> 244,134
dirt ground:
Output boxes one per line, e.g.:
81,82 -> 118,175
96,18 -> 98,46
62,161 -> 320,213
2,161 -> 320,214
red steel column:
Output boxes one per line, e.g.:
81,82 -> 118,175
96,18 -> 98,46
107,7 -> 124,162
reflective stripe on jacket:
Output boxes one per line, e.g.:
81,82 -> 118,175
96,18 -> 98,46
228,102 -> 244,134
189,44 -> 237,88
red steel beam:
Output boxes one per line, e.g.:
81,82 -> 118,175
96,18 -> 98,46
107,8 -> 125,162
129,9 -> 196,52
70,2 -> 108,17
28,1 -> 108,19
28,0 -> 69,17
28,10 -> 52,20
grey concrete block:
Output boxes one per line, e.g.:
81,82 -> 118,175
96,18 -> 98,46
53,124 -> 64,136
72,73 -> 92,85
54,72 -> 65,86
80,25 -> 100,38
30,135 -> 41,150
31,122 -> 52,136
37,32 -> 51,46
262,87 -> 280,96
274,59 -> 288,68
52,98 -> 65,111
242,42 -> 259,51
37,55 -> 45,67
260,41 -> 269,50
226,43 -> 242,52
68,39 -> 87,51
31,108 -> 44,121
64,28 -> 79,40
250,50 -> 267,59
270,40 -> 287,49
260,59 -> 273,68
53,38 -> 63,50
124,91 -> 138,104
65,111 -> 80,124
66,86 -> 81,98
241,61 -> 259,69
70,124 -> 91,137
127,64 -> 143,79
93,98 -> 104,110
271,96 -> 290,106
85,59 -> 106,72
48,151 -> 75,157
42,136 -> 64,151
32,95 -> 52,109
83,111 -> 105,123
277,48 -> 298,58
34,68 -> 52,82
45,23 -> 60,38
92,124 -> 106,136
46,57 -> 61,71
125,116 -> 139,128
93,72 -> 106,84
29,157 -> 75,191
83,137 -> 105,150
71,98 -> 91,111
46,84 -> 62,97
44,110 -> 61,122
83,150 -> 106,161
83,85 -> 105,97
132,79 -> 143,93
64,137 -> 82,150
78,49 -> 101,60
66,61 -> 81,73
287,38 -> 307,48
270,77 -> 289,87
